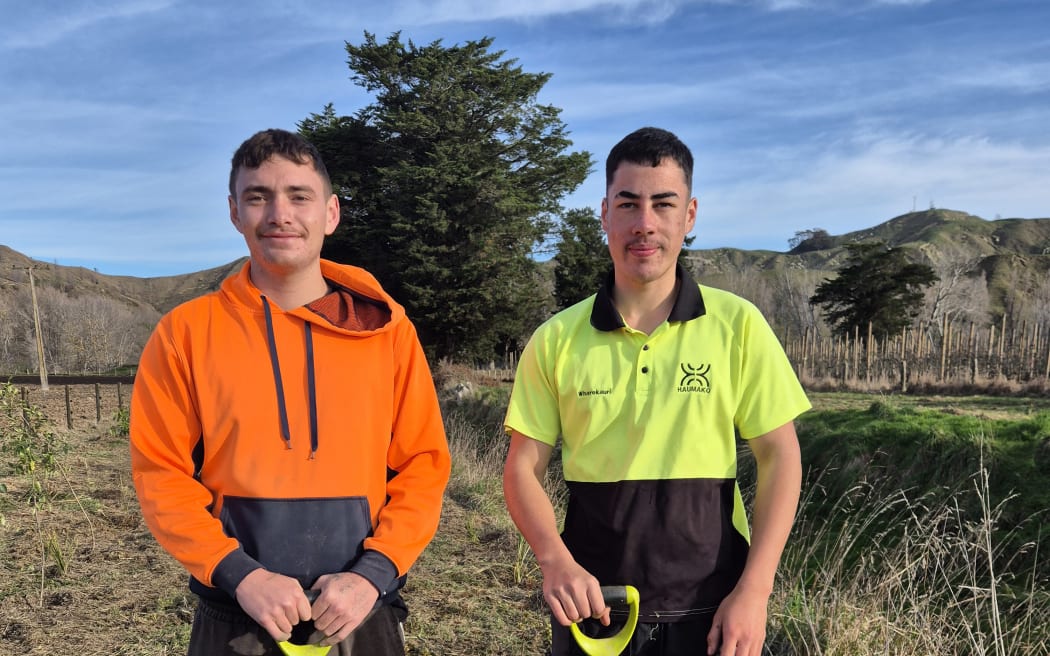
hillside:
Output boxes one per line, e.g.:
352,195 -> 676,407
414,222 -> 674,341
0,245 -> 246,315
685,209 -> 1050,277
2,208 -> 1049,318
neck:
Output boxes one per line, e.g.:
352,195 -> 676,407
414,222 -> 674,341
249,262 -> 330,310
612,271 -> 679,335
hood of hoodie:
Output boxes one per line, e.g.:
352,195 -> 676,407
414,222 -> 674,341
219,258 -> 407,335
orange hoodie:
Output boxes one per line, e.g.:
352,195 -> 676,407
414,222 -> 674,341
130,260 -> 450,605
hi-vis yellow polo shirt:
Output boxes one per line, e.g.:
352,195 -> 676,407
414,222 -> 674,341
505,264 -> 810,621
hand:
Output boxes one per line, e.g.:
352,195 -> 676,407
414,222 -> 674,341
707,583 -> 770,656
234,569 -> 312,642
540,555 -> 611,627
310,572 -> 380,646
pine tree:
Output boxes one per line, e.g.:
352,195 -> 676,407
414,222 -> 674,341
810,241 -> 938,338
553,208 -> 608,310
300,32 -> 592,362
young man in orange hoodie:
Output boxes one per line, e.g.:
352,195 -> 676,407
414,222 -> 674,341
131,129 -> 451,655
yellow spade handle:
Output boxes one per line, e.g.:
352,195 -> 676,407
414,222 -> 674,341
569,585 -> 640,656
277,643 -> 331,656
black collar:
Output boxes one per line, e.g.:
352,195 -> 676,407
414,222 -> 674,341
590,262 -> 706,332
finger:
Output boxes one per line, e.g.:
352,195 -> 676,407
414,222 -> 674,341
546,593 -> 576,626
313,601 -> 351,635
280,601 -> 302,629
320,615 -> 362,647
290,589 -> 311,622
707,619 -> 723,655
586,586 -> 608,620
310,588 -> 337,633
313,607 -> 336,634
263,618 -> 291,643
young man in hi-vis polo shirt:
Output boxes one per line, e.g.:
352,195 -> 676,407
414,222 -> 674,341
503,127 -> 809,656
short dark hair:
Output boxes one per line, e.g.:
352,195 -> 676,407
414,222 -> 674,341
605,127 -> 693,193
228,129 -> 332,197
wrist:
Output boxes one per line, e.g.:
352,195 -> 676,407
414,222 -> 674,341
733,573 -> 774,598
534,541 -> 576,570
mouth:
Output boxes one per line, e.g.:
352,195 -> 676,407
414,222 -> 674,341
627,242 -> 661,256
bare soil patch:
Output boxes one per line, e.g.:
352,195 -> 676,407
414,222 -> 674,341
1,385 -> 192,655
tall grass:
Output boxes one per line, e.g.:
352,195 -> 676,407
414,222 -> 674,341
437,386 -> 1049,655
427,373 -> 1050,654
764,447 -> 1048,655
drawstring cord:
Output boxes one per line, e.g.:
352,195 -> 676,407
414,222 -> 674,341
262,297 -> 319,457
304,323 -> 319,458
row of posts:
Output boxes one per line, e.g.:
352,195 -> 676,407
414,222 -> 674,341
20,383 -> 127,430
786,316 -> 1050,390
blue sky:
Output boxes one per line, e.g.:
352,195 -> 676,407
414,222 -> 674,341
1,0 -> 1047,277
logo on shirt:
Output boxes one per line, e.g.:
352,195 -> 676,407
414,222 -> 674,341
678,362 -> 711,393
578,388 -> 613,397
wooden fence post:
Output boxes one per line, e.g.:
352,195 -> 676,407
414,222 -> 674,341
64,385 -> 73,430
866,322 -> 874,382
95,383 -> 102,422
801,327 -> 809,380
1045,333 -> 1050,380
853,325 -> 860,383
940,315 -> 950,381
998,313 -> 1007,360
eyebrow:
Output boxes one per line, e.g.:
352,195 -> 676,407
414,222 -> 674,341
240,184 -> 317,196
614,190 -> 680,200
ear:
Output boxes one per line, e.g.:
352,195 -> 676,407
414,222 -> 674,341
324,194 -> 341,236
600,197 -> 610,233
229,196 -> 244,234
686,196 -> 698,231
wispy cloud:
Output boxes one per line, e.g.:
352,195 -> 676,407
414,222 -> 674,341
696,132 -> 1050,249
385,0 -> 939,24
2,0 -> 175,50
1,0 -> 1045,276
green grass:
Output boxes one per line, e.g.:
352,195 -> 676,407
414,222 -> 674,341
791,400 -> 1050,580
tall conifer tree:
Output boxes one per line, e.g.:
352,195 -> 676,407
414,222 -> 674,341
300,33 -> 591,361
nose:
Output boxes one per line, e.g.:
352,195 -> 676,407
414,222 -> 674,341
632,205 -> 657,234
266,194 -> 293,225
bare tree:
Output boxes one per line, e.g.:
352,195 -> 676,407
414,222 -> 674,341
1,285 -> 159,375
0,294 -> 24,371
770,270 -> 825,338
1027,274 -> 1050,326
921,256 -> 990,340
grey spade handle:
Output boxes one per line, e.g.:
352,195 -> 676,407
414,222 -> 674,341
600,585 -> 631,607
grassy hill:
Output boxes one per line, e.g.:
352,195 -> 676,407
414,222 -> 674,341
685,209 -> 1050,275
0,245 -> 246,316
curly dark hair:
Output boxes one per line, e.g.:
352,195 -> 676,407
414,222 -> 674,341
228,129 -> 332,196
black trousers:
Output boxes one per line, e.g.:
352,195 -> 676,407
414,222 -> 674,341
550,614 -> 716,656
187,597 -> 406,656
